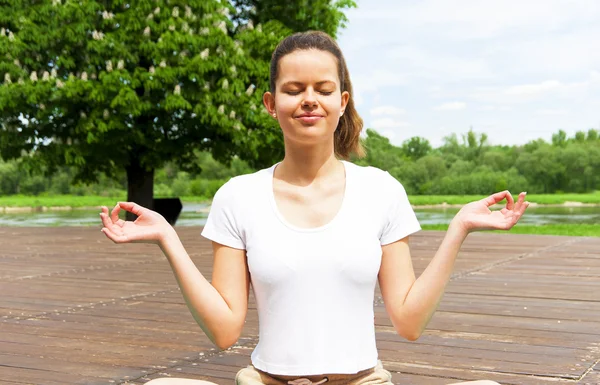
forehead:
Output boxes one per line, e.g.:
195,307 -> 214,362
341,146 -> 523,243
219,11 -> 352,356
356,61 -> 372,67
277,49 -> 339,86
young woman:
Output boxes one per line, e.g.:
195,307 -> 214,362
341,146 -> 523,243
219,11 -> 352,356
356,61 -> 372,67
100,31 -> 529,385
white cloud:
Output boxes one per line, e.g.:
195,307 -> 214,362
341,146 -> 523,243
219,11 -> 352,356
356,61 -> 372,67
434,102 -> 466,111
338,0 -> 600,146
470,73 -> 600,104
380,130 -> 397,141
536,108 -> 569,116
352,69 -> 408,92
479,105 -> 512,112
505,80 -> 562,96
370,118 -> 410,129
370,106 -> 405,116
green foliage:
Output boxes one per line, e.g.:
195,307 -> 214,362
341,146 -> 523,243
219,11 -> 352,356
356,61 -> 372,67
231,0 -> 356,39
0,0 -> 354,207
360,127 -> 600,195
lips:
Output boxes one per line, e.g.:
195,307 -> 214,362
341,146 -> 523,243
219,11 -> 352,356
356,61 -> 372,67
295,114 -> 324,124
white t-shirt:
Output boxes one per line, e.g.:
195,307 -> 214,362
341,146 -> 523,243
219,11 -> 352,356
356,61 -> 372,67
201,160 -> 421,376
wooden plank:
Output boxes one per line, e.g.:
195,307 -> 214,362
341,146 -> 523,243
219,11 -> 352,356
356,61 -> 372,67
0,227 -> 598,385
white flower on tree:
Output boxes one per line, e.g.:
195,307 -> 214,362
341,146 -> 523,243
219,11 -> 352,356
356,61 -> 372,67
200,48 -> 209,59
216,21 -> 227,34
174,85 -> 181,95
30,71 -> 38,82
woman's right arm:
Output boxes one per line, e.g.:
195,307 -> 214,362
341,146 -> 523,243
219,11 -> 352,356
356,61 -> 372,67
100,202 -> 249,350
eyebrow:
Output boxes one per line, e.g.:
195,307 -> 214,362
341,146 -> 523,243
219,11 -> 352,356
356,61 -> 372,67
280,80 -> 337,87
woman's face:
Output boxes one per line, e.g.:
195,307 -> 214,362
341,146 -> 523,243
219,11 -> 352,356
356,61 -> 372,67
264,49 -> 349,148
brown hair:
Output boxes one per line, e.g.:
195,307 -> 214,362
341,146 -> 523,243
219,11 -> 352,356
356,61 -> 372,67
269,31 -> 365,160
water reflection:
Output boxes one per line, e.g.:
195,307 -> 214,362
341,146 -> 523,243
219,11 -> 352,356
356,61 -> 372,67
416,206 -> 600,225
0,204 -> 598,227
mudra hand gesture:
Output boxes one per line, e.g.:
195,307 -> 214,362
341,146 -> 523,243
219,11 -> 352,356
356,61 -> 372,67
453,190 -> 530,234
99,202 -> 173,244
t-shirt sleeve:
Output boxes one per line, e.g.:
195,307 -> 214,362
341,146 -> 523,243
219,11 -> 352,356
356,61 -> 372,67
200,179 -> 246,250
379,172 -> 421,245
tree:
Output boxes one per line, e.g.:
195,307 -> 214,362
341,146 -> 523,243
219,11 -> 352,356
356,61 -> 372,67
358,129 -> 405,171
232,0 -> 355,40
401,136 -> 431,160
551,129 -> 568,147
0,0 -> 354,218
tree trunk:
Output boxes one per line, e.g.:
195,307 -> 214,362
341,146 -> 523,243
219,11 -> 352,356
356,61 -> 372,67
125,159 -> 154,222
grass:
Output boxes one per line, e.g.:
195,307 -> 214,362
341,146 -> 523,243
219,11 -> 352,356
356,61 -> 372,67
410,191 -> 600,206
0,194 -> 213,208
0,195 -> 125,208
421,223 -> 600,237
2,192 -> 599,208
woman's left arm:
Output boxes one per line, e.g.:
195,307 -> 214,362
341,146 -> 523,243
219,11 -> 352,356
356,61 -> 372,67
378,191 -> 529,341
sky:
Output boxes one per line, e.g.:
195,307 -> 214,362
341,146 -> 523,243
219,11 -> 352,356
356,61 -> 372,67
336,0 -> 600,148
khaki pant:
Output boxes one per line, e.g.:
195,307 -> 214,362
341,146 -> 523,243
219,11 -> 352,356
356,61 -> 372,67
235,360 -> 393,385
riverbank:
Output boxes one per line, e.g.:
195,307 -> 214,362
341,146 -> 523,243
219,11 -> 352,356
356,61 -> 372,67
422,223 -> 599,237
1,193 -> 599,213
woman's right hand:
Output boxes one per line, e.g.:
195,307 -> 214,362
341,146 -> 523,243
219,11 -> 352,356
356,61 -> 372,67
99,202 -> 174,245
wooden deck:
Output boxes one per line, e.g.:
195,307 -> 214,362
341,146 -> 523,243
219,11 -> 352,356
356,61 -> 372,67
1,227 -> 599,385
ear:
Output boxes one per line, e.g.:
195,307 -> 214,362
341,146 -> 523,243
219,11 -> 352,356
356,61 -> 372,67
263,92 -> 277,118
340,90 -> 350,115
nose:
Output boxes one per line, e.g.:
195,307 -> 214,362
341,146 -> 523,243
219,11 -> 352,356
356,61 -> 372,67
301,88 -> 318,108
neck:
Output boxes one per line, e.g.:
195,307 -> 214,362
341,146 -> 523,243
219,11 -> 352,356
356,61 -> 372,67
277,143 -> 341,185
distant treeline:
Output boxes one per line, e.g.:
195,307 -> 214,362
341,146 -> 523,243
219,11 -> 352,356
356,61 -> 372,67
0,128 -> 598,198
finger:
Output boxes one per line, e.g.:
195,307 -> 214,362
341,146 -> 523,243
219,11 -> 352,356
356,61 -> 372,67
482,190 -> 511,207
505,191 -> 515,210
101,227 -> 129,244
99,212 -> 113,229
118,201 -> 145,217
111,204 -> 120,223
513,192 -> 526,212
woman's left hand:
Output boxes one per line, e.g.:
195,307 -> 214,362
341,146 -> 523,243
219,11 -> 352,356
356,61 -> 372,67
452,190 -> 530,234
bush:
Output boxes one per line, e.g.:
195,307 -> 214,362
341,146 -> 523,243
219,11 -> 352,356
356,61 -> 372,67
189,178 -> 227,199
